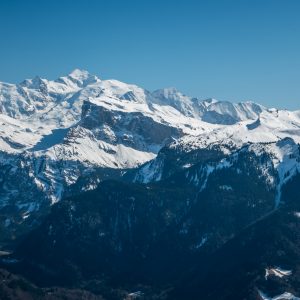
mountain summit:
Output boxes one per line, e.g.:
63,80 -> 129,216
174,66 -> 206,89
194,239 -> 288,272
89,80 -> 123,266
0,70 -> 299,247
0,70 -> 300,299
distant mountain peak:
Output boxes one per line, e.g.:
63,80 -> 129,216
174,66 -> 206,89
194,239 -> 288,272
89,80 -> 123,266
19,76 -> 47,90
152,87 -> 186,99
56,69 -> 100,88
67,68 -> 95,80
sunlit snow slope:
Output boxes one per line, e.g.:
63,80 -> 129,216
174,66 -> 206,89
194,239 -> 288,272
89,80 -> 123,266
0,69 -> 299,239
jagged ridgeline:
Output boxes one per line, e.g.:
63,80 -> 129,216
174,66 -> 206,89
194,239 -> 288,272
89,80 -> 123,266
0,70 -> 300,299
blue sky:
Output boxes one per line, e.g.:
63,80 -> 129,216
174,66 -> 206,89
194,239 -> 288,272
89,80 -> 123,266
0,0 -> 300,109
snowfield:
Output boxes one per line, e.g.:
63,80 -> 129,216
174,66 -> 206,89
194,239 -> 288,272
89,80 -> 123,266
0,69 -> 300,221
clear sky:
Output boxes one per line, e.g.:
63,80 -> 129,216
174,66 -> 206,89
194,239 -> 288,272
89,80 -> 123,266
0,0 -> 300,109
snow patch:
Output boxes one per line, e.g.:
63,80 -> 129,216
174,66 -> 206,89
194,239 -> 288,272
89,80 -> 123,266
265,267 -> 292,280
259,291 -> 300,300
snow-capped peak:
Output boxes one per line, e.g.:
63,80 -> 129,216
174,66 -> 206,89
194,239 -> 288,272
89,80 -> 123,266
56,69 -> 100,88
152,87 -> 184,98
151,87 -> 192,105
150,88 -> 265,123
0,69 -> 299,230
19,76 -> 48,90
151,87 -> 199,117
68,68 -> 97,81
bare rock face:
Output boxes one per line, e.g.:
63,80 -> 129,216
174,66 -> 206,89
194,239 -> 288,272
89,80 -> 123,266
81,100 -> 182,147
0,70 -> 300,299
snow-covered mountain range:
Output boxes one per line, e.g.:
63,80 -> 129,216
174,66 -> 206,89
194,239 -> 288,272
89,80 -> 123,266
0,69 -> 300,244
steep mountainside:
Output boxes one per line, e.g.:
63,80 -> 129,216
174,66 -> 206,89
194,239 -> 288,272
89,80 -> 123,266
1,69 -> 300,299
170,174 -> 300,300
6,139 -> 300,298
2,69 -> 297,245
